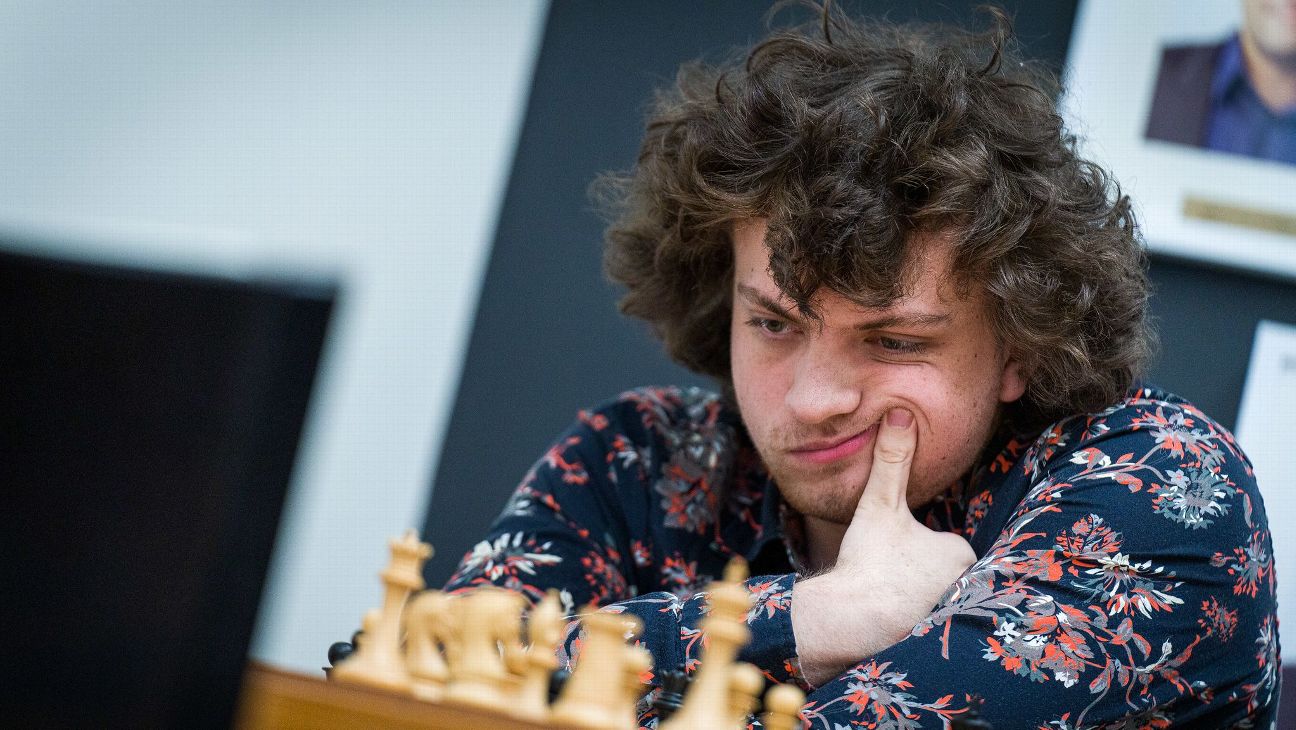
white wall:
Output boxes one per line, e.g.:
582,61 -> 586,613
0,0 -> 548,672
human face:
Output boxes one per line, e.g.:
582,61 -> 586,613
729,220 -> 1027,525
1243,0 -> 1296,68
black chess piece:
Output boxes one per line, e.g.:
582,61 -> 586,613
651,667 -> 690,722
548,667 -> 572,703
323,630 -> 363,677
950,695 -> 993,730
327,641 -> 354,665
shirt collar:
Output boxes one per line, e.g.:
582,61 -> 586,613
746,462 -> 803,570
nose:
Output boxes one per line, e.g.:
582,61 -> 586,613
784,342 -> 861,425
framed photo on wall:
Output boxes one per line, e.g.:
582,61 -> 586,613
1063,0 -> 1296,279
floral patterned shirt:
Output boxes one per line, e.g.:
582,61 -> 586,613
443,385 -> 1279,728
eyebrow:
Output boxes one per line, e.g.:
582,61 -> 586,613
736,283 -> 798,320
735,283 -> 952,331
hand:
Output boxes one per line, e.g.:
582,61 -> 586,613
790,407 -> 976,686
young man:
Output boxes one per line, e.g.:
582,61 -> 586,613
445,8 -> 1278,728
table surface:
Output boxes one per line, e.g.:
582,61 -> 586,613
234,662 -> 555,730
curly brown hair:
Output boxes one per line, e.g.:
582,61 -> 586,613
600,5 -> 1155,431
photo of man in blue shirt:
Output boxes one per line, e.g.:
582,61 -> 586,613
1146,0 -> 1296,165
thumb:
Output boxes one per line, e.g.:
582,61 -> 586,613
856,407 -> 916,513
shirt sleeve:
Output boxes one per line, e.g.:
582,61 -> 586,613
441,404 -> 807,706
790,401 -> 1278,729
441,411 -> 638,609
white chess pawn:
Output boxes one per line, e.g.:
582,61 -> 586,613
725,663 -> 764,728
513,590 -> 565,721
760,683 -> 807,730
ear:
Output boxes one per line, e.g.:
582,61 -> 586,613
998,357 -> 1028,404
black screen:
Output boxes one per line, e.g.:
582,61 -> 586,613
0,244 -> 334,729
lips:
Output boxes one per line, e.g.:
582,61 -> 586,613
788,422 -> 879,465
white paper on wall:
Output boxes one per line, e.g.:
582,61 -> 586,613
1235,318 -> 1296,663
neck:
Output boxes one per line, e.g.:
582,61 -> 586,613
802,515 -> 849,573
1241,31 -> 1296,111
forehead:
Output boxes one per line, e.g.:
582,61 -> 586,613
731,219 -> 971,318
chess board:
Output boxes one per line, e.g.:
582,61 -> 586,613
235,662 -> 552,730
238,532 -> 806,730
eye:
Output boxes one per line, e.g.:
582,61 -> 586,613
745,316 -> 792,336
877,336 -> 924,354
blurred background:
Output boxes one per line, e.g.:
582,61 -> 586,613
1,0 -> 545,680
2,1 -> 1294,725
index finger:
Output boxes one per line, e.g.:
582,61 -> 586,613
855,407 -> 916,514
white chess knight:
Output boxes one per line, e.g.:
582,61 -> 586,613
404,589 -> 456,700
441,586 -> 529,710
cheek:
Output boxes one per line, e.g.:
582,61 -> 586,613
729,331 -> 781,421
892,367 -> 998,463
730,317 -> 797,386
730,327 -> 753,384
735,361 -> 787,417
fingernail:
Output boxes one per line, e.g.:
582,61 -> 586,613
887,408 -> 913,428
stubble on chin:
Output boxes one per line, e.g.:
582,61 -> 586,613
751,417 -> 885,523
765,458 -> 862,525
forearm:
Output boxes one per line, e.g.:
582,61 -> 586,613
790,570 -> 914,686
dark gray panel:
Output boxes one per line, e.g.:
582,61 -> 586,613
1145,254 -> 1296,431
423,0 -> 1080,585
